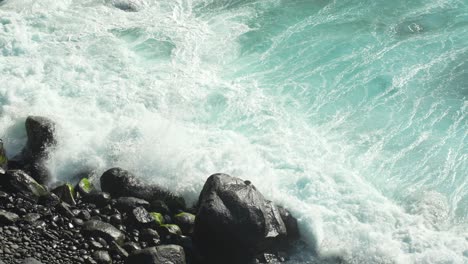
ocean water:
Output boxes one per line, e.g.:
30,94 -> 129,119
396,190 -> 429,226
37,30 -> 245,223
0,0 -> 467,263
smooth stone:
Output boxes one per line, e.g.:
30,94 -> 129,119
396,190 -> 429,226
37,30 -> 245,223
114,197 -> 149,212
100,168 -> 185,212
82,220 -> 125,245
0,209 -> 19,224
173,212 -> 195,235
194,173 -> 290,263
92,250 -> 112,264
124,245 -> 185,264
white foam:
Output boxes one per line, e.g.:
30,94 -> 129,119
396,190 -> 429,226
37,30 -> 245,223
0,1 -> 467,263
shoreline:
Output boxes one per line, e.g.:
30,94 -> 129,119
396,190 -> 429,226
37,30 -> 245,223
0,116 -> 302,264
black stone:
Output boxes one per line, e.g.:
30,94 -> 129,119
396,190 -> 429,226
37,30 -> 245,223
110,241 -> 129,258
115,197 -> 149,212
173,212 -> 195,235
1,170 -> 48,200
149,200 -> 170,215
82,192 -> 111,208
23,116 -> 56,160
140,228 -> 160,245
92,250 -> 112,264
194,174 -> 290,263
82,220 -> 125,245
122,242 -> 140,254
124,245 -> 186,264
21,258 -> 43,264
0,209 -> 19,224
100,168 -> 185,211
22,213 -> 41,223
129,207 -> 154,226
51,184 -> 76,205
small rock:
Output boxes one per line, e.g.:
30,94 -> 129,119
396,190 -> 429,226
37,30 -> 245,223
149,200 -> 170,215
77,178 -> 95,196
140,228 -> 160,245
122,242 -> 140,254
110,241 -> 128,258
130,207 -> 153,226
124,245 -> 185,264
82,220 -> 125,245
173,212 -> 195,235
82,192 -> 111,208
149,212 -> 164,226
158,224 -> 182,241
115,197 -> 149,212
92,250 -> 112,264
0,209 -> 19,224
21,258 -> 44,264
22,213 -> 41,223
52,184 -> 76,205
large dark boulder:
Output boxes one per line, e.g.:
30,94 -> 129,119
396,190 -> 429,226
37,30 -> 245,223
100,168 -> 186,211
13,116 -> 57,184
194,174 -> 295,263
24,116 -> 57,159
278,206 -> 300,242
0,170 -> 48,200
82,220 -> 126,245
124,245 -> 186,264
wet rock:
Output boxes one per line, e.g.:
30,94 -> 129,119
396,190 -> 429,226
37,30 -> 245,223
56,202 -> 74,218
149,200 -> 170,215
0,209 -> 19,224
140,228 -> 160,245
19,116 -> 57,184
24,159 -> 51,186
110,241 -> 128,258
82,220 -> 125,245
92,250 -> 112,264
0,139 -> 8,171
109,214 -> 122,226
38,192 -> 61,207
122,242 -> 141,254
278,206 -> 299,241
194,173 -> 290,263
173,212 -> 195,235
158,224 -> 182,242
130,207 -> 153,226
82,192 -> 111,208
115,197 -> 149,212
149,212 -> 164,226
1,170 -> 48,200
22,213 -> 41,223
21,258 -> 44,264
23,116 -> 56,160
124,245 -> 186,264
77,177 -> 95,196
52,183 -> 76,205
100,168 -> 185,211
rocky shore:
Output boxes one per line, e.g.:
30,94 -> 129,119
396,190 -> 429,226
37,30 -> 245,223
0,116 -> 301,264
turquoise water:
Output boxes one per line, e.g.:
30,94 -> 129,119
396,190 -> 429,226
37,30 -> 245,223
0,0 -> 467,263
